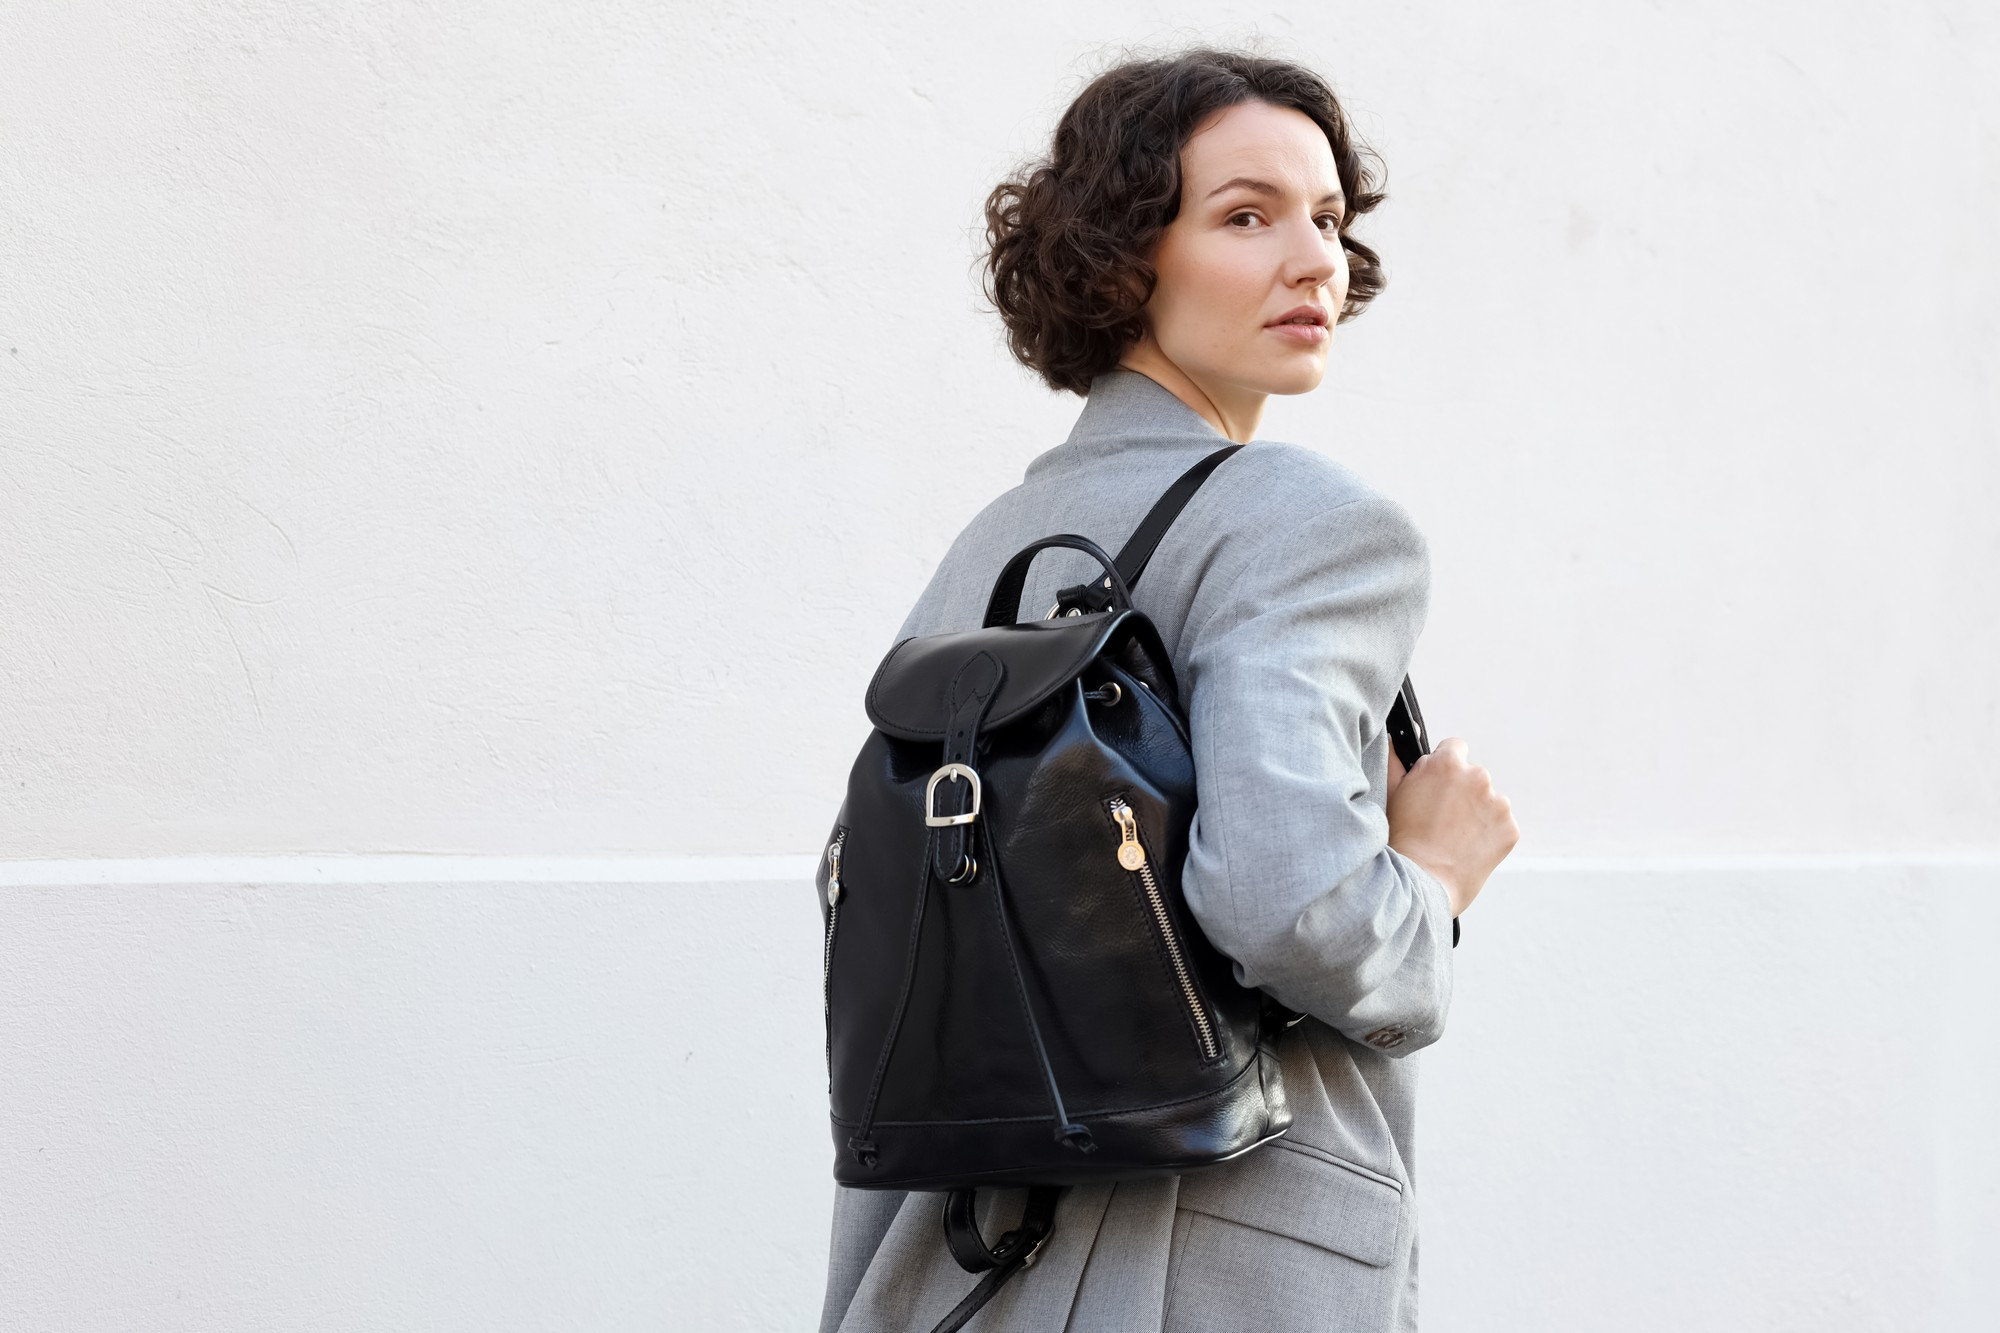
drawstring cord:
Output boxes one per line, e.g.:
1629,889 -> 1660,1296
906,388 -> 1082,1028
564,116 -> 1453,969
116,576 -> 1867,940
845,829 -> 938,1168
980,816 -> 1095,1152
847,817 -> 1094,1168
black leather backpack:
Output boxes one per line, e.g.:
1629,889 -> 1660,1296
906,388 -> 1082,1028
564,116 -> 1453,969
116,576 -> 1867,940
815,444 -> 1435,1330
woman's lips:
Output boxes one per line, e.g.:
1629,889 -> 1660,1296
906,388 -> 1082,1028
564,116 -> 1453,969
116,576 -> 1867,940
1266,322 -> 1328,344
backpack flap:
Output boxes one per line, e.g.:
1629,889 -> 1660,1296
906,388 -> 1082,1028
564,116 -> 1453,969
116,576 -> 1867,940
862,611 -> 1174,742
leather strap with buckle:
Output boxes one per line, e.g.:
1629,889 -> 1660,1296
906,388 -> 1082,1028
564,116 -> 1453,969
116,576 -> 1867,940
928,650 -> 1003,885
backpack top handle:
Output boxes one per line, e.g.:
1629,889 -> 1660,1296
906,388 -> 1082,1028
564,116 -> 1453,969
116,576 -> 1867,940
980,534 -> 1133,628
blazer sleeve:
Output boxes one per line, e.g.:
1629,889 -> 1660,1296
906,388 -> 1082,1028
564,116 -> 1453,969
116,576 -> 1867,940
1179,492 -> 1456,1056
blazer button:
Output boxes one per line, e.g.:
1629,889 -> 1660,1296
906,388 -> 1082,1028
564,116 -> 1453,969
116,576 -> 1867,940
1363,1026 -> 1406,1050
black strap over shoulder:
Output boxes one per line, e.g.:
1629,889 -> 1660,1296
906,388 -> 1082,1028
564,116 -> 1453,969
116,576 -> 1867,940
1114,442 -> 1246,589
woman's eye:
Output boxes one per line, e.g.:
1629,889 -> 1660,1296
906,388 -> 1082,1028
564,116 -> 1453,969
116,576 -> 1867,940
1227,210 -> 1345,231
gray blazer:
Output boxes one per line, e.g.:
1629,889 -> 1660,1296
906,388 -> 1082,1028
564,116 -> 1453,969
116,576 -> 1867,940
819,367 -> 1456,1332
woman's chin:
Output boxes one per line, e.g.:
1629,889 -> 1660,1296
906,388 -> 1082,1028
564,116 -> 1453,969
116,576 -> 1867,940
1247,359 -> 1328,396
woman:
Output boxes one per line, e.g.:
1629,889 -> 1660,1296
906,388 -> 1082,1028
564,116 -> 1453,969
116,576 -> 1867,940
819,46 -> 1518,1333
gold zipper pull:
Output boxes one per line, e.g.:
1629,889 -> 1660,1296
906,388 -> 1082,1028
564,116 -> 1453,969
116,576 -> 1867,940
1110,802 -> 1148,871
827,839 -> 844,905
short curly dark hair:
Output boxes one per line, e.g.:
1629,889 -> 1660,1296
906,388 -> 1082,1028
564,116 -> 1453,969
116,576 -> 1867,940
979,46 -> 1388,396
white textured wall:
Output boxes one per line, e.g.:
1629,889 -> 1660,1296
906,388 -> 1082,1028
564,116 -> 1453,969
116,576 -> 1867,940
3,2 -> 1995,1330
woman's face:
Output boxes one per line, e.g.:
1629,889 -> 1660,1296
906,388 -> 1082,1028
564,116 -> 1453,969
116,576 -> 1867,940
1125,99 -> 1350,415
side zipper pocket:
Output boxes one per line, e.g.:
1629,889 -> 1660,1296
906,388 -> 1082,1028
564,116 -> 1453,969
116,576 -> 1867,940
820,826 -> 848,1087
1104,796 -> 1220,1062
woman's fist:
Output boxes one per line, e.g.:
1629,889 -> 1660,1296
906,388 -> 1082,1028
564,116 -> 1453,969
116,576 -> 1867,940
1385,737 -> 1518,917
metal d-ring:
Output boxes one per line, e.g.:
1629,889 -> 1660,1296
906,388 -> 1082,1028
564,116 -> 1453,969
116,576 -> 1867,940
924,762 -> 982,827
945,853 -> 978,884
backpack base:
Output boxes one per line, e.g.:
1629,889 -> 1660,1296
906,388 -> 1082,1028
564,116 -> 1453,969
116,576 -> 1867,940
829,1036 -> 1291,1191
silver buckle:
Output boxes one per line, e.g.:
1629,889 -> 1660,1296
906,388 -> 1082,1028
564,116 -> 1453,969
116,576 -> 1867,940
1020,1227 -> 1052,1268
924,763 -> 982,827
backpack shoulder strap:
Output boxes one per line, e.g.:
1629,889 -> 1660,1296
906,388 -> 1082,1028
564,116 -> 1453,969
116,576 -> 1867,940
1114,443 -> 1246,589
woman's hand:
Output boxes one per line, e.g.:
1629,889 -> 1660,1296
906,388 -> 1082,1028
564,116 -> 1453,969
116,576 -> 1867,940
1385,737 -> 1518,918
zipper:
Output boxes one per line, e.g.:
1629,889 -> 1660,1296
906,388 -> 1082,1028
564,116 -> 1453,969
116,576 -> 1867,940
821,826 -> 848,1083
1104,796 -> 1220,1061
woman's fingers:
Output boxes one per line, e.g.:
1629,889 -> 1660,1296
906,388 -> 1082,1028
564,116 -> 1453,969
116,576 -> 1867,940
1385,735 -> 1516,917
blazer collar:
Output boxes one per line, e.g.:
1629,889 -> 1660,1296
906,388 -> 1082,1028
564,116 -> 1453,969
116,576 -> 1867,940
1024,367 -> 1230,480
